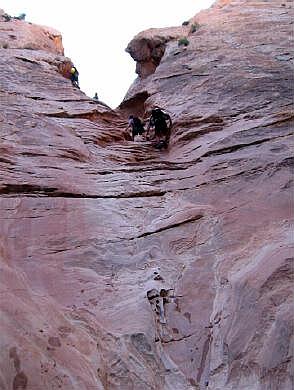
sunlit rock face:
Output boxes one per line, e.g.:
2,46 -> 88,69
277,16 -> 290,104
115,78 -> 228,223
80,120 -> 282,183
0,1 -> 293,389
0,9 -> 63,54
125,27 -> 185,78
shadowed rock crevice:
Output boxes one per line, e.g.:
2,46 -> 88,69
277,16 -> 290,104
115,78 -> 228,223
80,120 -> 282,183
201,133 -> 291,158
0,183 -> 167,199
118,91 -> 149,118
134,214 -> 203,239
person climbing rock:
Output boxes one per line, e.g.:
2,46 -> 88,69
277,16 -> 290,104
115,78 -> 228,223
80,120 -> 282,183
70,66 -> 80,89
15,13 -> 26,20
146,107 -> 172,150
3,13 -> 12,22
93,92 -> 99,101
126,115 -> 145,141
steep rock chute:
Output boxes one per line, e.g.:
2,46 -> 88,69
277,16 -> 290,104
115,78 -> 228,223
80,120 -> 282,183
0,2 -> 293,389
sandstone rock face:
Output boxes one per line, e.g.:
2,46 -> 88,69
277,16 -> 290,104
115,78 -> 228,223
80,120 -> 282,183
0,2 -> 293,390
125,27 -> 185,78
0,10 -> 63,54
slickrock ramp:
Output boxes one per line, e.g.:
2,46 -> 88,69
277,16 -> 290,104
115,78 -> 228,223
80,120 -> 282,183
0,1 -> 293,389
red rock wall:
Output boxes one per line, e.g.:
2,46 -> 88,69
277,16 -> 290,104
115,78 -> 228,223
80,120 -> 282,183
0,2 -> 293,389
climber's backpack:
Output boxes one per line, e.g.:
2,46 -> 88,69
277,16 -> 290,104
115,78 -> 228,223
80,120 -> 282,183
152,109 -> 169,131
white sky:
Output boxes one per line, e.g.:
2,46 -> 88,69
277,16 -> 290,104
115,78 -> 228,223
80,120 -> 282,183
1,1 -> 214,108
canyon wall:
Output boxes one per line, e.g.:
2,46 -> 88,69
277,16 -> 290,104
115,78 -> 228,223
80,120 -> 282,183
0,1 -> 293,389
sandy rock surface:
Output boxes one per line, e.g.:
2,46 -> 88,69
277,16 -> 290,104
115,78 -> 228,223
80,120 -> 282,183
0,1 -> 293,389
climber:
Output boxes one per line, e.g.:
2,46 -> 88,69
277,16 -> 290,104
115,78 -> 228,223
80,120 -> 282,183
15,13 -> 26,21
126,115 -> 145,141
70,66 -> 80,89
146,107 -> 172,150
3,13 -> 11,22
93,92 -> 99,101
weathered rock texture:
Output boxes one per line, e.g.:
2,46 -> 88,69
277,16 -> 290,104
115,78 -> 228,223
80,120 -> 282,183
0,1 -> 293,389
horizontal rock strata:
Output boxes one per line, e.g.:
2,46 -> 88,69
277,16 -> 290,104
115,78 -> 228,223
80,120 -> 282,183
0,2 -> 293,389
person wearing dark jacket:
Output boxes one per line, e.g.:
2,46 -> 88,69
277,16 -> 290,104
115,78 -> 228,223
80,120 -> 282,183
146,108 -> 172,149
126,115 -> 145,141
70,66 -> 79,89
